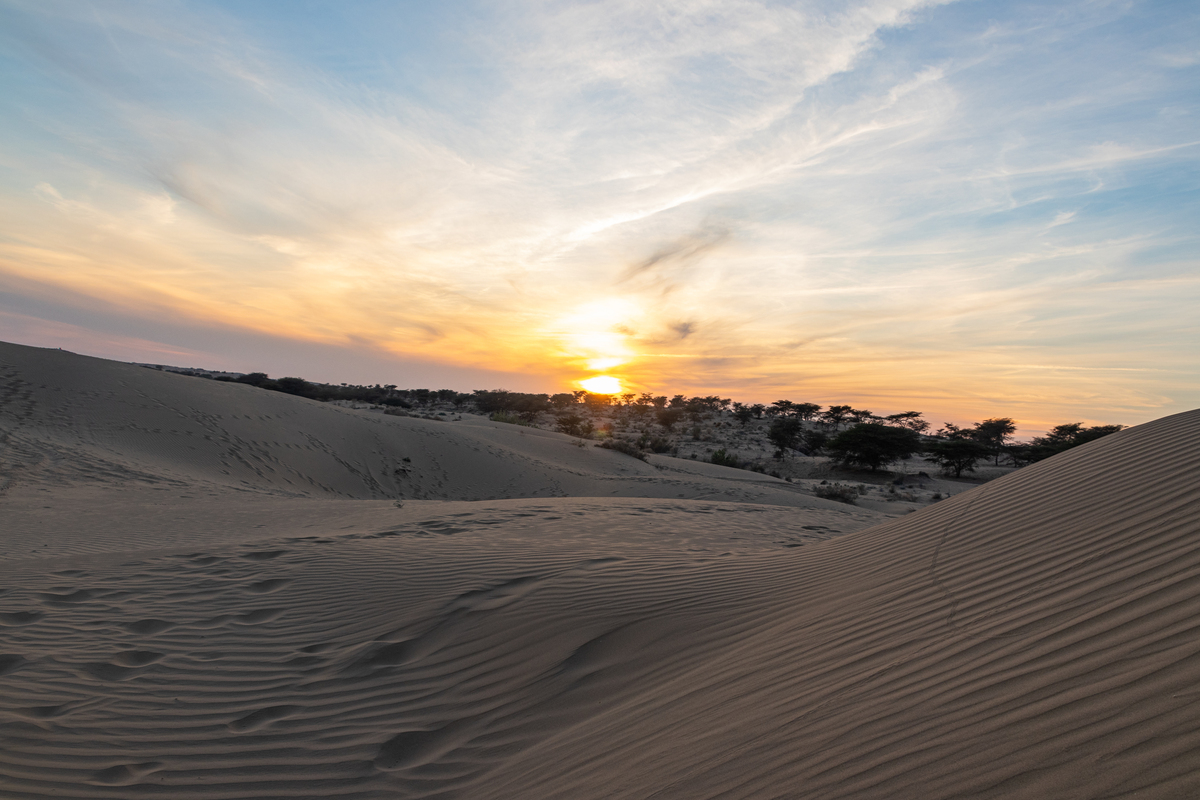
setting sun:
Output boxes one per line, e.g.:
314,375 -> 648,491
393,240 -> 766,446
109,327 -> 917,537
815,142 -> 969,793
580,375 -> 621,394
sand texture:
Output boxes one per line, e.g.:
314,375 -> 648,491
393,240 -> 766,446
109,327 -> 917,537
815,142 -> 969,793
2,341 -> 1199,799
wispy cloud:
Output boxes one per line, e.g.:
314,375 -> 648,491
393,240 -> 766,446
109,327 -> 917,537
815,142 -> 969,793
0,0 -> 1196,427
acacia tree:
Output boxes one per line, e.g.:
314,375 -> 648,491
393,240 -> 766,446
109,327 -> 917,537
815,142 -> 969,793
1018,423 -> 1124,462
848,408 -> 877,424
794,402 -> 822,421
772,400 -> 796,416
826,423 -> 921,471
767,416 -> 803,457
656,407 -> 684,431
926,438 -> 990,478
973,418 -> 1017,465
822,405 -> 852,429
885,411 -> 929,433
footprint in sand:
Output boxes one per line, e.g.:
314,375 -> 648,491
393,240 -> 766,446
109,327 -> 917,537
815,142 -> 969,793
112,650 -> 164,667
37,588 -> 96,606
246,578 -> 291,593
228,704 -> 300,732
374,727 -> 463,771
89,762 -> 164,786
240,549 -> 288,561
123,618 -> 174,635
0,654 -> 30,674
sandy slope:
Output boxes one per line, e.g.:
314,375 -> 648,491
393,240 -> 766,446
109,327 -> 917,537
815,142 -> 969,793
2,341 -> 1199,799
0,342 -> 883,510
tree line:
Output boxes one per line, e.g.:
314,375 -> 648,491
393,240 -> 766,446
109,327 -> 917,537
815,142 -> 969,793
195,370 -> 1123,477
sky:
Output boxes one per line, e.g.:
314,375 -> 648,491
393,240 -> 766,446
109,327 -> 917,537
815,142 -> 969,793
1,0 -> 1197,435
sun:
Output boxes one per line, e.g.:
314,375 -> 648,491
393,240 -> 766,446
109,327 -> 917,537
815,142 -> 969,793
580,375 -> 622,394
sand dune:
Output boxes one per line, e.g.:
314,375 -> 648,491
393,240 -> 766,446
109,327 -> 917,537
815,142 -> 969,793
2,341 -> 1199,799
0,342 -> 882,506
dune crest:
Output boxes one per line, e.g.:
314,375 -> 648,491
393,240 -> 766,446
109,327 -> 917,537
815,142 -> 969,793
2,341 -> 1199,798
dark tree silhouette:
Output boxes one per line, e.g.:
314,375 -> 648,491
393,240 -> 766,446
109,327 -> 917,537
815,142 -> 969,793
767,416 -> 803,456
973,417 -> 1017,465
826,423 -> 921,471
656,407 -> 684,430
926,439 -> 990,478
1015,422 -> 1124,462
885,411 -> 929,433
822,404 -> 852,429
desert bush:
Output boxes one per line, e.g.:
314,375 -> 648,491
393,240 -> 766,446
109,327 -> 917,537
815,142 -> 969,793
636,432 -> 674,453
710,448 -> 742,468
597,438 -> 648,461
490,411 -> 537,427
556,413 -> 594,438
656,407 -> 684,430
814,482 -> 860,504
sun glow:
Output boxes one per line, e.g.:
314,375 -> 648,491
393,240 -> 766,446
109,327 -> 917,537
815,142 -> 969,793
551,299 -> 640,375
580,375 -> 622,394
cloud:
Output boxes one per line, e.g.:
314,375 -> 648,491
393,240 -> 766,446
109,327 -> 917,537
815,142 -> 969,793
0,0 -> 1196,427
618,222 -> 731,284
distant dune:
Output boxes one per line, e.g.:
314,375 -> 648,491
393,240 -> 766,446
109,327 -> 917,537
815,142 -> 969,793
1,340 -> 1198,799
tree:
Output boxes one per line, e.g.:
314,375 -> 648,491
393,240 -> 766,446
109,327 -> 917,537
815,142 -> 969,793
885,411 -> 929,433
795,402 -> 822,421
1022,423 -> 1124,462
973,417 -> 1017,465
732,402 -> 754,426
926,439 -> 990,478
582,392 -> 612,411
848,408 -> 876,424
826,423 -> 922,471
767,416 -> 803,457
801,429 -> 828,454
822,404 -> 852,429
771,400 -> 796,416
275,376 -> 313,396
656,407 -> 684,430
555,413 -> 594,438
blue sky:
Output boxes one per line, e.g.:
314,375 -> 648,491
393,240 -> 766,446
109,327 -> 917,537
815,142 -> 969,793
1,0 -> 1197,433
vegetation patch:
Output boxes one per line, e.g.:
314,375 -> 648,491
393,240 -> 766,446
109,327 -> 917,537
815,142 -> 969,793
596,438 -> 648,461
813,482 -> 861,504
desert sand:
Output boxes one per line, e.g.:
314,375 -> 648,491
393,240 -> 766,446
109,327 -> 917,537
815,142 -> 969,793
2,340 -> 1199,799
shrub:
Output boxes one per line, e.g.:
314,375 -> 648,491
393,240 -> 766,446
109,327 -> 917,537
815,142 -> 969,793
597,438 -> 648,461
490,411 -> 537,427
710,448 -> 742,468
814,482 -> 860,504
656,407 -> 684,430
556,413 -> 594,438
636,433 -> 674,453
